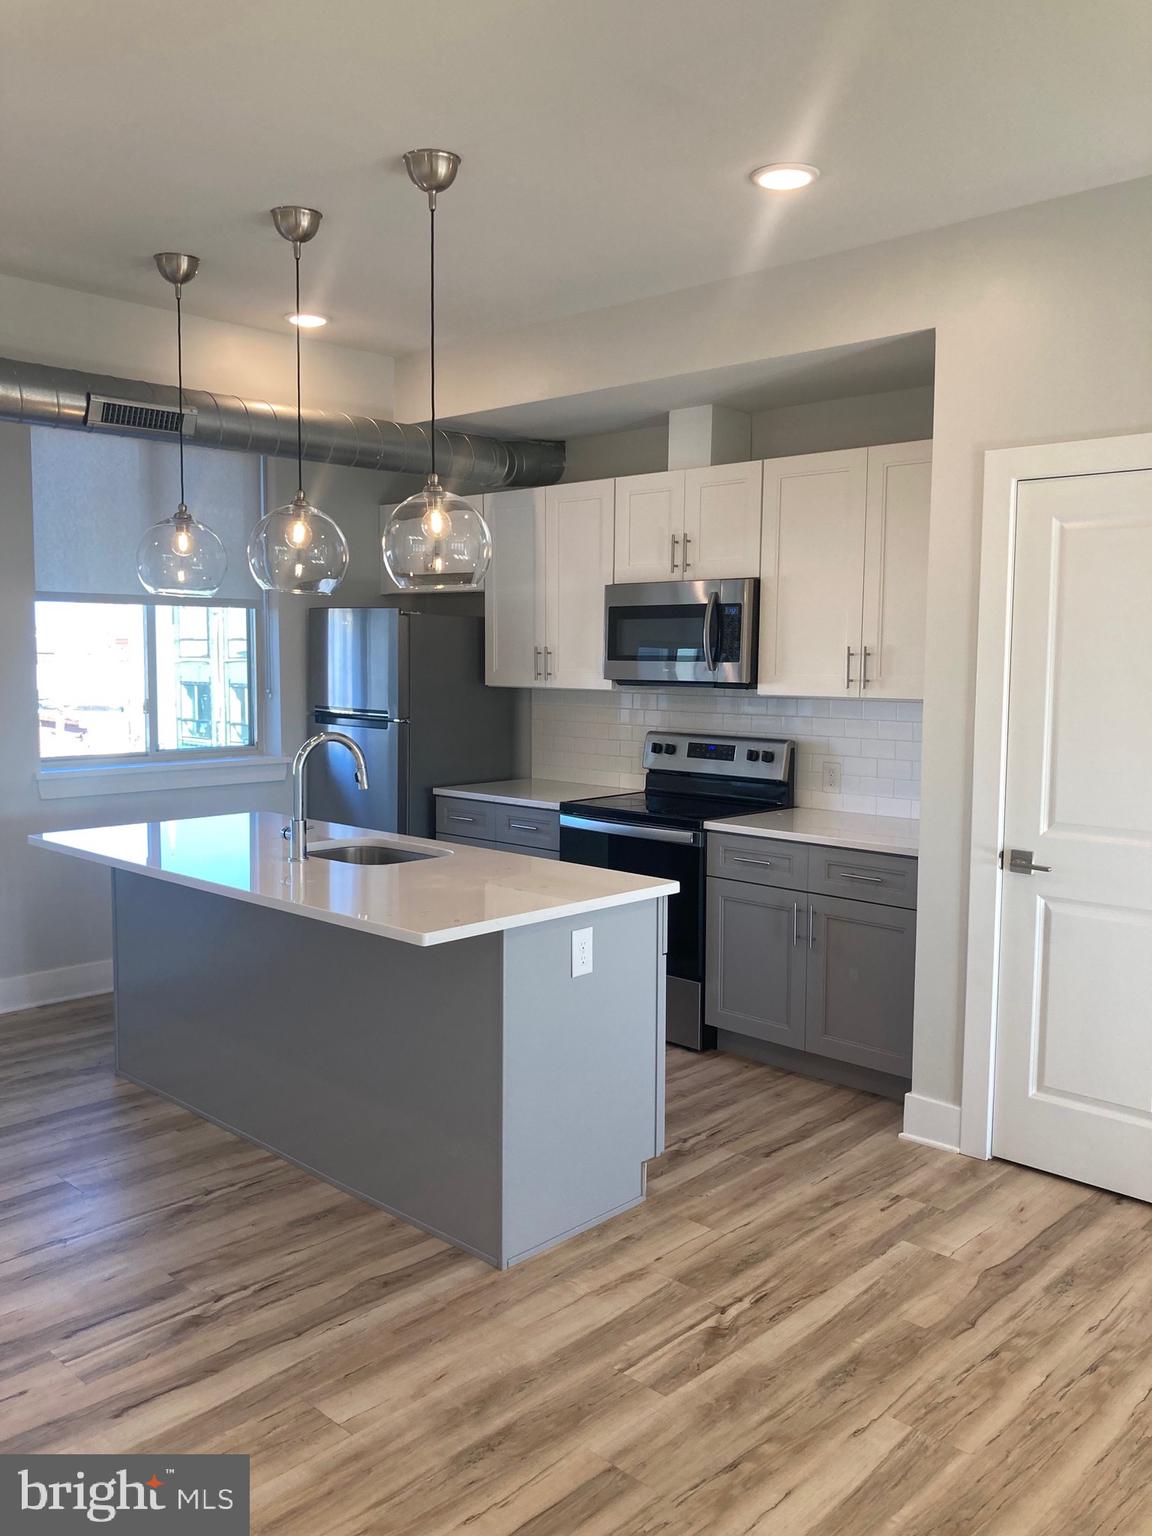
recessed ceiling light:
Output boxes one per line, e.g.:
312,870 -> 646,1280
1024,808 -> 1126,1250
287,312 -> 328,328
749,163 -> 820,191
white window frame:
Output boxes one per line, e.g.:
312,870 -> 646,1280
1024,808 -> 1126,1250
34,590 -> 289,799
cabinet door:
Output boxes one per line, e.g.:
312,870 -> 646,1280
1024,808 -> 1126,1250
759,450 -> 868,697
483,489 -> 546,687
614,470 -> 686,581
805,893 -> 915,1077
706,878 -> 807,1049
544,479 -> 614,690
860,441 -> 932,699
682,462 -> 763,580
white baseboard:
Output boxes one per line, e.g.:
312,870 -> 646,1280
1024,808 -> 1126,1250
0,959 -> 112,1016
900,1091 -> 962,1153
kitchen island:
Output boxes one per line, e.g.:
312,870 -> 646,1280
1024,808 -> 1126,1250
32,814 -> 676,1269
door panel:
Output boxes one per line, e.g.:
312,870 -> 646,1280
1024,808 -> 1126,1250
759,449 -> 868,697
683,462 -> 762,580
614,471 -> 685,582
861,442 -> 932,699
545,480 -> 614,690
994,469 -> 1152,1200
483,489 -> 545,687
706,878 -> 806,1049
806,894 -> 915,1076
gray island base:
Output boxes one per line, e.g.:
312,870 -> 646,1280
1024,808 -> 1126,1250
111,870 -> 667,1269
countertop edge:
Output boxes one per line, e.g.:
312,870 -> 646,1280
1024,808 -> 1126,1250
703,818 -> 919,859
432,782 -> 619,811
29,834 -> 677,947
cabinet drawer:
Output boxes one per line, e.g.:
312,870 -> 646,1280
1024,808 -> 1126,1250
496,841 -> 559,860
492,806 -> 560,852
435,797 -> 497,841
806,847 -> 917,910
707,833 -> 809,891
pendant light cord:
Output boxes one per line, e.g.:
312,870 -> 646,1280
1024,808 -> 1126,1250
429,196 -> 437,481
294,244 -> 304,494
176,285 -> 186,508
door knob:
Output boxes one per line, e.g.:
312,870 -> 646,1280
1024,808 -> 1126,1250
1003,848 -> 1052,874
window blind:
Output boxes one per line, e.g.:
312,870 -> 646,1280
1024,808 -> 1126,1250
31,428 -> 262,600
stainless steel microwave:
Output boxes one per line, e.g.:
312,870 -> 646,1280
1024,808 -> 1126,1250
603,578 -> 759,687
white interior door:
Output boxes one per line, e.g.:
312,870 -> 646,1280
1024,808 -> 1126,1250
759,449 -> 868,697
545,479 -> 614,690
613,471 -> 685,582
993,468 -> 1152,1200
860,441 -> 932,698
483,489 -> 545,687
682,461 -> 763,580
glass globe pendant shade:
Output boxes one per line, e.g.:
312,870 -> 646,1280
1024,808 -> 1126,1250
136,505 -> 228,597
247,491 -> 349,595
382,475 -> 492,591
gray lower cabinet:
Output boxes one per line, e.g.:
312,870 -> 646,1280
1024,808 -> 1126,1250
436,799 -> 561,860
806,893 -> 916,1076
707,837 -> 917,1080
706,879 -> 806,1050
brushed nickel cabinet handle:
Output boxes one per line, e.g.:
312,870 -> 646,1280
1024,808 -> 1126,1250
732,856 -> 773,867
862,646 -> 872,689
682,533 -> 692,571
508,821 -> 540,833
792,900 -> 799,948
544,646 -> 553,679
670,533 -> 679,572
533,646 -> 542,681
839,871 -> 884,884
808,903 -> 815,949
447,813 -> 477,823
845,646 -> 855,689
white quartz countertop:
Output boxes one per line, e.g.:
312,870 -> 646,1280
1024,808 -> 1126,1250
433,778 -> 621,810
704,807 -> 919,857
31,813 -> 678,947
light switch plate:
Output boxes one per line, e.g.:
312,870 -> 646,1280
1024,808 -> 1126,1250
571,926 -> 593,977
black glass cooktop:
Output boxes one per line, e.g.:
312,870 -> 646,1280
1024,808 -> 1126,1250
561,786 -> 789,831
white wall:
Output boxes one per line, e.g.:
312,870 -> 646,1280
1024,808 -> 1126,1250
0,279 -> 401,1008
397,175 -> 1152,1115
561,422 -> 670,481
751,385 -> 934,459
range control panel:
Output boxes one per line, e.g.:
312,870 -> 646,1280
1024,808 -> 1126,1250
642,731 -> 793,781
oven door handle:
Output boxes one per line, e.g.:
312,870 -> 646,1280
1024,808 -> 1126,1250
560,815 -> 701,847
703,590 -> 719,672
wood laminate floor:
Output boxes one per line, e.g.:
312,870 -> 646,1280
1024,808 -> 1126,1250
1,997 -> 1149,1534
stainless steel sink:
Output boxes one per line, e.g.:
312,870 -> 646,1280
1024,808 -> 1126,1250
308,843 -> 441,866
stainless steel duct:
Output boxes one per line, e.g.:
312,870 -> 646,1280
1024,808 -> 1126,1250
0,356 -> 564,489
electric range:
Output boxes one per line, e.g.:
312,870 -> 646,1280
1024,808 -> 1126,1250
559,729 -> 795,1050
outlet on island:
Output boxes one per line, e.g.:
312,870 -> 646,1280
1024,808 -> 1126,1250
571,926 -> 594,977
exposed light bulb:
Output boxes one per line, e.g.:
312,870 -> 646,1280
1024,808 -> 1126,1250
173,524 -> 194,556
176,568 -> 187,584
287,513 -> 313,549
422,502 -> 451,539
431,553 -> 444,575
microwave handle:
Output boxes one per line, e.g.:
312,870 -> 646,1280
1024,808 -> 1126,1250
703,591 -> 719,671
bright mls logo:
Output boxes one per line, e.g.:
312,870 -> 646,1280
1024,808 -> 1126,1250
1,1455 -> 250,1531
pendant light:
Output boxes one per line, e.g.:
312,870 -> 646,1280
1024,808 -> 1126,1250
247,206 -> 349,595
136,254 -> 228,596
381,150 -> 492,591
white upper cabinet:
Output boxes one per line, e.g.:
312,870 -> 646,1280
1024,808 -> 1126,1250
682,461 -> 763,579
758,442 -> 931,699
483,479 -> 613,690
861,441 -> 932,698
760,450 -> 869,697
482,488 -> 546,687
615,464 -> 762,582
545,479 -> 615,690
613,471 -> 686,581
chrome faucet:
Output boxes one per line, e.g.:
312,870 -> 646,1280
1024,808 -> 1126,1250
288,731 -> 370,861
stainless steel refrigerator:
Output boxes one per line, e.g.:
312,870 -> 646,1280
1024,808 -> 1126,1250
306,607 -> 517,838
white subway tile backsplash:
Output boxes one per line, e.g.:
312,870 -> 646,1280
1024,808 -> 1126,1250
530,690 -> 921,814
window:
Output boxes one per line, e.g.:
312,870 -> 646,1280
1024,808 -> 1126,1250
29,427 -> 269,774
36,599 -> 258,761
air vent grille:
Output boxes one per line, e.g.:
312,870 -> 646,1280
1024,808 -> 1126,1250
85,394 -> 196,437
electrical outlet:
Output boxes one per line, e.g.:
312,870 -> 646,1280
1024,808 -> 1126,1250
571,926 -> 594,977
822,760 -> 843,793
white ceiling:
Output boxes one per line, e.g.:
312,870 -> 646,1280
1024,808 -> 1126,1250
1,0 -> 1149,358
